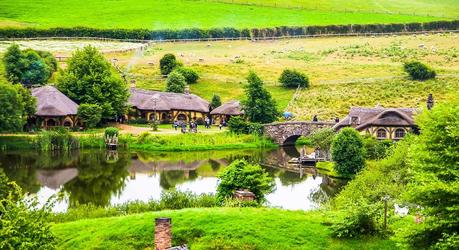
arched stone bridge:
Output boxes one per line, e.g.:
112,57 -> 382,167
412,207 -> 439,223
264,121 -> 336,146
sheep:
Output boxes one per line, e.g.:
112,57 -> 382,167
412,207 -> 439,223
394,204 -> 409,217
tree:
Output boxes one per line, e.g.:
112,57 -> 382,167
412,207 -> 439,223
174,67 -> 199,84
0,82 -> 33,132
216,159 -> 274,204
242,72 -> 280,123
332,128 -> 365,176
210,94 -> 222,109
308,128 -> 335,160
57,46 -> 129,120
2,44 -> 56,86
404,61 -> 436,81
165,71 -> 186,93
279,69 -> 309,88
77,104 -> 103,128
402,97 -> 459,249
3,44 -> 24,83
160,53 -> 178,75
20,50 -> 51,86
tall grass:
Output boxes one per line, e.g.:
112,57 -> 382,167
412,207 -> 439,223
35,128 -> 79,152
51,190 -> 217,223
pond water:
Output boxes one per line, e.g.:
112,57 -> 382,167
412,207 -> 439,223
0,147 -> 346,212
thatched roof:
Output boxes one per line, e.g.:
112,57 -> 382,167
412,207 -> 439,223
334,107 -> 418,131
210,100 -> 243,115
129,88 -> 209,113
32,86 -> 78,116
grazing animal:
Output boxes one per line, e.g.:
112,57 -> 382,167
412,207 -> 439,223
394,204 -> 409,216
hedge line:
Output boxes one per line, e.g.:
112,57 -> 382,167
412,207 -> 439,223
0,20 -> 458,40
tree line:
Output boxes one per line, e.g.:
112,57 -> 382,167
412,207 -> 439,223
0,20 -> 457,40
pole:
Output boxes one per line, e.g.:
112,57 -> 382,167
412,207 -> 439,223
384,198 -> 388,230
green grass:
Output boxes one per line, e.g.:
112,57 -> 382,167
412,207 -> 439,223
51,207 -> 397,249
0,0 -> 450,29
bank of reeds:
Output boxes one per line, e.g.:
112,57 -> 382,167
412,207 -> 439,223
35,128 -> 79,152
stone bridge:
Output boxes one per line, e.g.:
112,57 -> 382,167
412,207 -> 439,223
264,121 -> 336,146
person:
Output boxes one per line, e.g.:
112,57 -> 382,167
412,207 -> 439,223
173,120 -> 178,131
205,117 -> 210,129
312,115 -> 318,122
335,117 -> 340,123
181,122 -> 186,133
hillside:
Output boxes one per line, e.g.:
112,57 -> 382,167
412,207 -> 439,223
52,207 -> 397,249
0,0 -> 455,30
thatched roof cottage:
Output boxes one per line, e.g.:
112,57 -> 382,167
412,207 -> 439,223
210,100 -> 243,123
334,107 -> 418,140
31,86 -> 79,128
128,88 -> 210,123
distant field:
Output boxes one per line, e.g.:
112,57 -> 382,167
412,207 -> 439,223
0,0 -> 454,30
1,34 -> 458,120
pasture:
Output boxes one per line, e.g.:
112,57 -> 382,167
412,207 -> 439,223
0,0 -> 454,29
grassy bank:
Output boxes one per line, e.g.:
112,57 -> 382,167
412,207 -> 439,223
0,0 -> 447,29
52,207 -> 396,249
0,132 -> 277,152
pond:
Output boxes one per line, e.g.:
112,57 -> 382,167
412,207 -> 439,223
0,147 -> 346,212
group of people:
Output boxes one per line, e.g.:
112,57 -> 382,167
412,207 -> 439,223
172,117 -> 218,133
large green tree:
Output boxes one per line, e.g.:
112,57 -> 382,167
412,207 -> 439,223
332,128 -> 365,176
57,46 -> 129,120
2,44 -> 55,86
0,82 -> 36,132
242,72 -> 279,123
402,97 -> 459,249
210,94 -> 222,109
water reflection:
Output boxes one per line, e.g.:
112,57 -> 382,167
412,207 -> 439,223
0,148 -> 346,211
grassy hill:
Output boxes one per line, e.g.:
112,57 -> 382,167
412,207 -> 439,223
52,207 -> 397,249
0,0 -> 455,30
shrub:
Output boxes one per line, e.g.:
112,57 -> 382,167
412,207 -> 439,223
227,116 -> 263,135
332,128 -> 365,176
160,53 -> 178,75
174,67 -> 199,84
0,170 -> 57,249
216,159 -> 274,204
331,200 -> 380,238
36,127 -> 79,151
403,61 -> 436,80
279,69 -> 309,88
104,127 -> 119,137
77,103 -> 103,128
166,71 -> 186,93
362,135 -> 393,160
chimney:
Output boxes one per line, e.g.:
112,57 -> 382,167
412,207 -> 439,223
184,85 -> 190,95
130,79 -> 136,89
155,218 -> 172,250
426,94 -> 434,110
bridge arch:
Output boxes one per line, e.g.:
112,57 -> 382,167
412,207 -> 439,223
264,121 -> 335,146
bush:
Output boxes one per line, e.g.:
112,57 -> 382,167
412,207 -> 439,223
36,127 -> 79,151
403,61 -> 436,80
0,170 -> 57,249
104,127 -> 119,137
227,116 -> 263,135
160,53 -> 178,75
279,69 -> 309,88
331,200 -> 380,238
216,159 -> 274,204
174,67 -> 199,84
166,71 -> 186,93
77,103 -> 103,128
332,128 -> 365,176
362,135 -> 393,160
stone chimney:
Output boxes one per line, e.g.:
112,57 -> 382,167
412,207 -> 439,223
130,79 -> 136,89
155,218 -> 172,250
184,85 -> 190,95
426,94 -> 434,110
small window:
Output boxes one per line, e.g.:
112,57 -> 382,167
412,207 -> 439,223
377,129 -> 387,139
63,121 -> 72,127
395,129 -> 405,138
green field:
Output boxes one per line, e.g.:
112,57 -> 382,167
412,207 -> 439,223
52,207 -> 396,249
0,0 -> 455,30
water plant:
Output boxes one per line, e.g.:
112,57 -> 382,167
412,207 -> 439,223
35,127 -> 79,151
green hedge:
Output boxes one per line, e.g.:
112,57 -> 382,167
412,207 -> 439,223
0,20 -> 457,40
